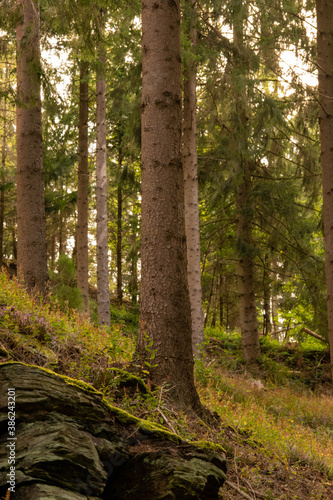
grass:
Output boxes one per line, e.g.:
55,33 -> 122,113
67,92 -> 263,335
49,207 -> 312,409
1,271 -> 333,498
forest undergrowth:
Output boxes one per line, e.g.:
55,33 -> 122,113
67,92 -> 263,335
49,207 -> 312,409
0,271 -> 333,499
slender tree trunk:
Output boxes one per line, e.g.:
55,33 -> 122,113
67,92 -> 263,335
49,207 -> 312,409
236,163 -> 260,365
58,210 -> 64,256
0,74 -> 7,267
183,0 -> 204,354
77,62 -> 90,313
16,0 -> 48,294
130,252 -> 138,305
135,0 -> 200,409
204,266 -> 216,328
12,226 -> 17,262
96,38 -> 111,326
262,255 -> 272,336
219,275 -> 224,327
233,2 -> 260,366
117,162 -> 123,305
316,0 -> 333,380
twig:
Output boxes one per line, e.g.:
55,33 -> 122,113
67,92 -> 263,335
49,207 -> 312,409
155,385 -> 178,435
157,408 -> 178,435
157,386 -> 163,409
225,480 -> 254,500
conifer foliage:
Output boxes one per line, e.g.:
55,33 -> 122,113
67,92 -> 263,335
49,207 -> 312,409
1,0 -> 333,392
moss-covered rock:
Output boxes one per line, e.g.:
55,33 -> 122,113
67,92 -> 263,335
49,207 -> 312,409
95,367 -> 149,395
0,362 -> 226,499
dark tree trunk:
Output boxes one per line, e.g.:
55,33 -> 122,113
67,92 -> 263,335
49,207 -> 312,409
204,266 -> 216,328
219,275 -> 224,327
96,34 -> 111,327
236,164 -> 260,365
316,0 -> 333,380
134,0 -> 200,410
16,0 -> 48,294
77,62 -> 90,313
262,255 -> 272,336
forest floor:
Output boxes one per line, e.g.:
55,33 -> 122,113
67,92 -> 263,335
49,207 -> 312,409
0,271 -> 333,499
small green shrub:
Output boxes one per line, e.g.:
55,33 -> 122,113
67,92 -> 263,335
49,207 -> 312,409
49,255 -> 83,312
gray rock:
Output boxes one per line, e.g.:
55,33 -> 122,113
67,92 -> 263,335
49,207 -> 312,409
0,362 -> 227,499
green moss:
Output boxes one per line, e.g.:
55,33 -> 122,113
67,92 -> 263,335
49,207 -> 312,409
190,440 -> 226,454
101,397 -> 183,444
0,361 -> 102,395
107,368 -> 149,394
0,346 -> 10,357
0,361 -> 182,444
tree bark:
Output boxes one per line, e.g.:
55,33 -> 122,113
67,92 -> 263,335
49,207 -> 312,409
236,166 -> 260,365
233,2 -> 260,366
263,255 -> 272,336
0,63 -> 7,267
135,0 -> 200,410
117,166 -> 123,306
96,38 -> 111,326
302,327 -> 329,344
316,0 -> 333,380
16,0 -> 48,294
77,62 -> 90,313
183,0 -> 204,355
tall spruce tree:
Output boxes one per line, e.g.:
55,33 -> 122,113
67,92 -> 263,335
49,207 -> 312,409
233,1 -> 260,366
134,0 -> 200,408
77,62 -> 90,313
316,0 -> 333,380
16,0 -> 48,293
96,10 -> 111,326
183,0 -> 204,355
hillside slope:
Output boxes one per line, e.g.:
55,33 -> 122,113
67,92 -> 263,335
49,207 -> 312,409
0,272 -> 332,499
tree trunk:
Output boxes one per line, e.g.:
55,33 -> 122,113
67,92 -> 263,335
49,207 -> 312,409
263,255 -> 272,336
135,0 -> 200,410
219,275 -> 223,327
183,0 -> 204,355
96,38 -> 111,326
117,174 -> 123,306
129,252 -> 138,305
204,265 -> 216,328
16,0 -> 48,294
316,0 -> 333,380
77,62 -> 90,313
233,2 -> 260,366
236,164 -> 260,365
0,66 -> 7,267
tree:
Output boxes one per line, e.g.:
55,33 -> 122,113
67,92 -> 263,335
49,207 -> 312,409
134,0 -> 200,409
183,0 -> 204,355
16,0 -> 48,293
96,10 -> 111,326
316,0 -> 333,380
232,1 -> 260,366
77,62 -> 90,313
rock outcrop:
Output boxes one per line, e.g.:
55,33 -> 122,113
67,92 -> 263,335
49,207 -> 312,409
0,362 -> 227,499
